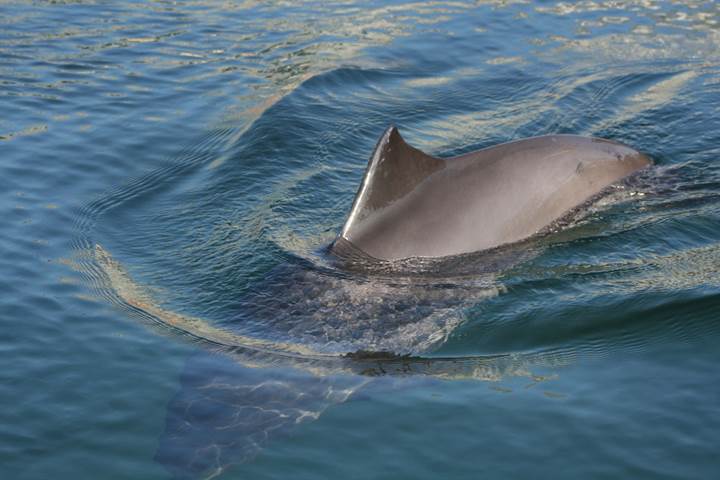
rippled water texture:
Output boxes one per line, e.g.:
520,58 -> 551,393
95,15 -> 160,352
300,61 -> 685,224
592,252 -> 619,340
3,1 -> 720,479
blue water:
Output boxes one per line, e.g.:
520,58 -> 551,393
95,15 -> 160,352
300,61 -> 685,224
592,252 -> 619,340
3,1 -> 720,479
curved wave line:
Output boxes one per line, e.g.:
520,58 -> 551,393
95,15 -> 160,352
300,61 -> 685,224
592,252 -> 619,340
93,243 -> 340,359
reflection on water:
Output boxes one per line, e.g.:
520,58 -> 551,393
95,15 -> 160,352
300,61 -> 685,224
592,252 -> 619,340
3,0 -> 720,479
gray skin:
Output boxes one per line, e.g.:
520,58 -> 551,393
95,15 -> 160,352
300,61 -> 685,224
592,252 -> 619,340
89,125 -> 653,478
335,126 -> 651,261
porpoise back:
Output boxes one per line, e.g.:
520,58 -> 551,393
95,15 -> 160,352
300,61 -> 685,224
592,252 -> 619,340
335,126 -> 650,261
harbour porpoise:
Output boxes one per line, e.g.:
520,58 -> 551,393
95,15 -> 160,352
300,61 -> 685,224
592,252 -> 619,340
91,127 -> 650,477
334,126 -> 651,261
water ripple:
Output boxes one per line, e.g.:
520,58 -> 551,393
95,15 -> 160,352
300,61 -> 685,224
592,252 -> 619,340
5,1 -> 720,478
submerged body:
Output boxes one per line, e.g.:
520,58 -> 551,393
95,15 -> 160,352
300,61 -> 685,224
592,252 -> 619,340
335,127 -> 651,261
91,127 -> 653,477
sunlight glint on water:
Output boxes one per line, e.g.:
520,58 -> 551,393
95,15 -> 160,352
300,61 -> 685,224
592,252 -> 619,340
1,1 -> 720,479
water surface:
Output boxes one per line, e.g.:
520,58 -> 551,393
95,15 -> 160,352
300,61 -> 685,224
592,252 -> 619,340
2,1 -> 720,479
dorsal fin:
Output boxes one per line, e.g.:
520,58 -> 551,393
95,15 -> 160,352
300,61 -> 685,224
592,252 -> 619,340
340,126 -> 445,246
